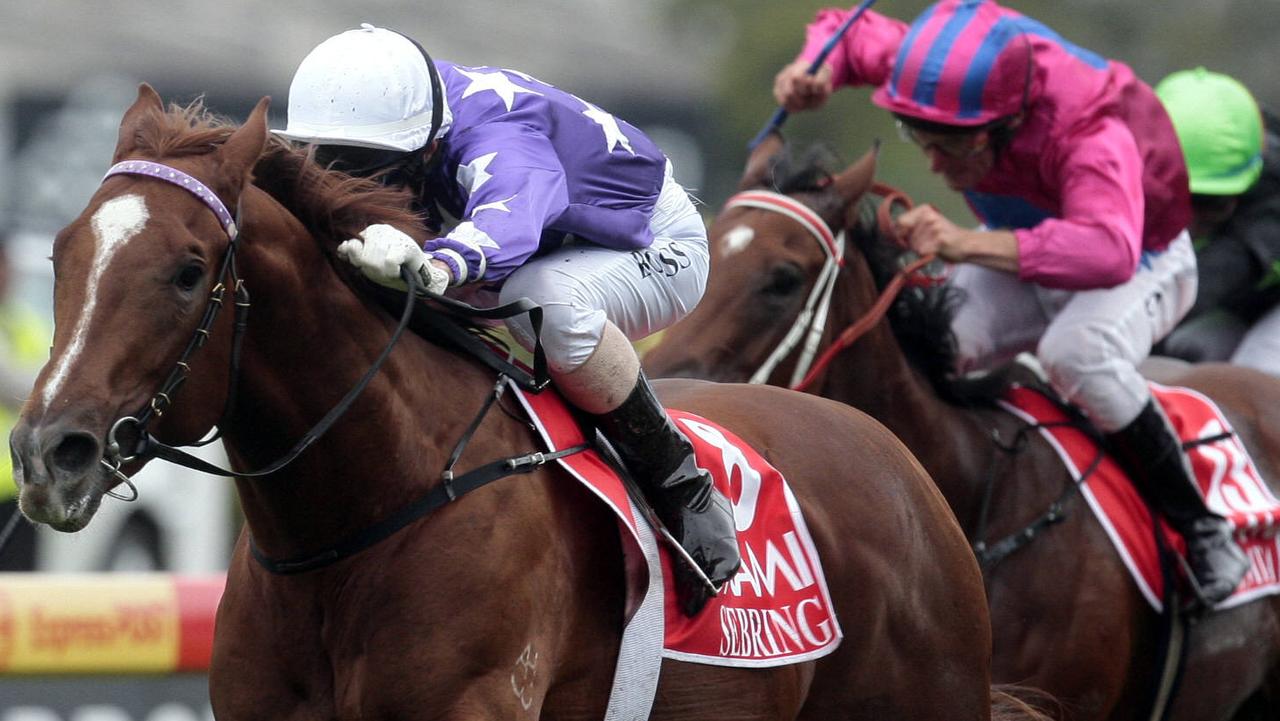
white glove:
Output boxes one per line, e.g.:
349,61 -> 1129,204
336,224 -> 451,294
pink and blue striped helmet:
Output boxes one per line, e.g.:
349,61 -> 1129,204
872,0 -> 1045,127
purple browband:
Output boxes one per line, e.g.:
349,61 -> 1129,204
103,160 -> 237,238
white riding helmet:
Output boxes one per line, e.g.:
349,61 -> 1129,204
273,23 -> 452,152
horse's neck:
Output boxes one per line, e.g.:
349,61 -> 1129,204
219,190 -> 513,559
820,259 -> 993,523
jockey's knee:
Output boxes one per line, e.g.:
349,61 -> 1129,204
1036,323 -> 1147,431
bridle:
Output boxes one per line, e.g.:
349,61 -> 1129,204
89,157 -> 572,575
98,160 -> 251,498
724,190 -> 845,390
723,185 -> 943,392
94,158 -> 434,492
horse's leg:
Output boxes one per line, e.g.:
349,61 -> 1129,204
1172,597 -> 1280,721
214,477 -> 627,721
360,477 -> 626,721
210,539 -> 339,720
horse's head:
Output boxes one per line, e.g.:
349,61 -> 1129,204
11,84 -> 270,531
645,133 -> 878,384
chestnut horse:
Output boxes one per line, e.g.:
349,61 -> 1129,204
645,135 -> 1280,721
8,87 -> 1041,720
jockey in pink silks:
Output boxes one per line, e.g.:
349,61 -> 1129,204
774,0 -> 1247,605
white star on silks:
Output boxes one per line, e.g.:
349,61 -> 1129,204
581,101 -> 635,155
456,67 -> 542,111
457,152 -> 498,194
473,194 -> 517,215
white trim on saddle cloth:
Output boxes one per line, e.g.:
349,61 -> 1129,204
508,381 -> 844,674
999,382 -> 1280,613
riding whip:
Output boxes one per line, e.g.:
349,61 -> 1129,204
749,0 -> 880,149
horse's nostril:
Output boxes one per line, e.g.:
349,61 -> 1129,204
49,432 -> 101,476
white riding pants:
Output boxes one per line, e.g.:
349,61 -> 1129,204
499,162 -> 709,373
950,231 -> 1198,432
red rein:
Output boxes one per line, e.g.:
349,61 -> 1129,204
791,252 -> 937,391
791,184 -> 936,392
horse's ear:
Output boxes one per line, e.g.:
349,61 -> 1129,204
216,97 -> 271,197
737,131 -> 785,191
112,83 -> 166,162
831,141 -> 879,205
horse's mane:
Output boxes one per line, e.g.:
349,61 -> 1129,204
128,98 -> 426,245
765,144 -> 963,398
130,100 -> 510,355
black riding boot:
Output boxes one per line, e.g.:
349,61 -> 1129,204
593,371 -> 741,616
1107,400 -> 1249,607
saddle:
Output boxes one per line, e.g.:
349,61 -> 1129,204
980,355 -> 1280,613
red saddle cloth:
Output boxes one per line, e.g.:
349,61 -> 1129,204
1001,382 -> 1280,611
510,384 -> 843,667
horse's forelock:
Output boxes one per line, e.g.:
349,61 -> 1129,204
767,144 -> 850,228
127,98 -> 236,159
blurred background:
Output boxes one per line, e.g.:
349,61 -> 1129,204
4,0 -> 1278,244
0,1 -> 1275,718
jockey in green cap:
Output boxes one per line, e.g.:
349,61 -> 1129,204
1156,68 -> 1280,379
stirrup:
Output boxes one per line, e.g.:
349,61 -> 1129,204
623,469 -> 722,599
599,432 -> 723,600
1173,551 -> 1244,617
654,523 -> 721,599
1175,553 -> 1214,617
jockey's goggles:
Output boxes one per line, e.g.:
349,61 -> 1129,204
313,144 -> 412,178
895,120 -> 989,160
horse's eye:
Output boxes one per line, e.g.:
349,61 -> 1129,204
760,263 -> 804,298
174,263 -> 205,292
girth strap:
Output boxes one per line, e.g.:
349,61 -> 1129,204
250,375 -> 586,574
250,440 -> 587,575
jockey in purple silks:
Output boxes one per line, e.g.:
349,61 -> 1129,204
774,0 -> 1247,605
275,24 -> 738,615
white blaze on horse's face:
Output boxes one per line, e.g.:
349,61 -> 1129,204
720,225 -> 755,258
41,194 -> 150,411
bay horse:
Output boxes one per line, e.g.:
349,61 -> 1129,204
644,134 -> 1280,721
7,85 -> 1040,720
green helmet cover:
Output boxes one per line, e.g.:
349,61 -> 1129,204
1157,67 -> 1264,196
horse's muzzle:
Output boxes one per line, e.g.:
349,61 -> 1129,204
10,417 -> 107,531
